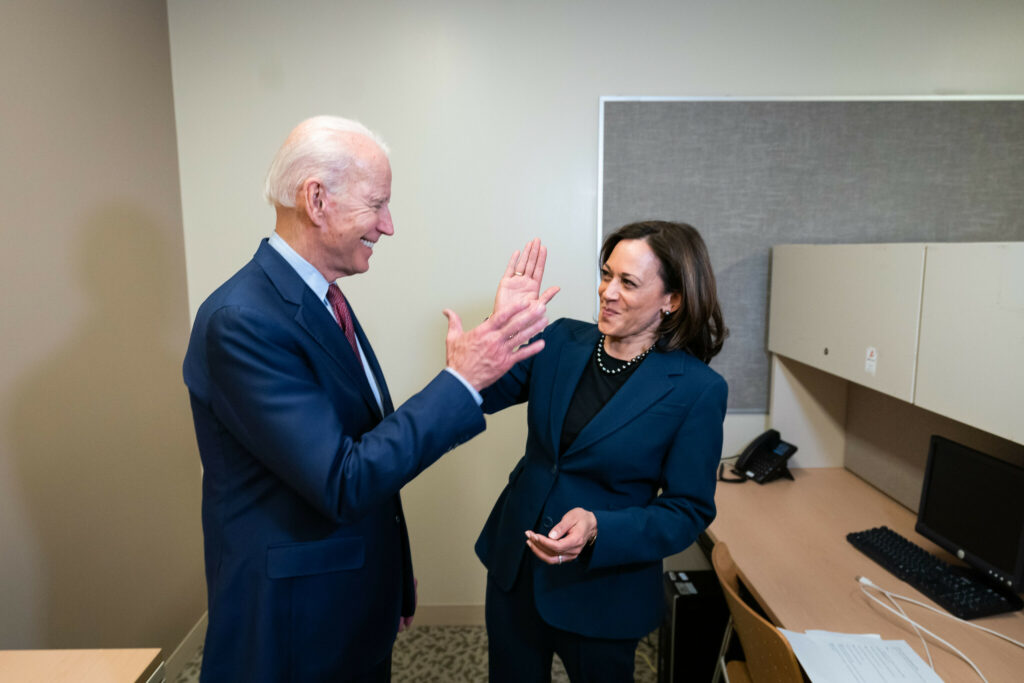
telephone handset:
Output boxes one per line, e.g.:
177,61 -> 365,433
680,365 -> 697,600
727,429 -> 798,484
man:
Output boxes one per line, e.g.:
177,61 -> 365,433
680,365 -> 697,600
183,116 -> 552,681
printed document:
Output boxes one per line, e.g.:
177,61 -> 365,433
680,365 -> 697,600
780,629 -> 944,683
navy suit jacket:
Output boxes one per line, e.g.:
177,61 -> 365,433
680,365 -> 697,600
476,318 -> 727,639
184,240 -> 485,681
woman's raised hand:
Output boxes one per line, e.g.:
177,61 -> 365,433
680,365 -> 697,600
493,238 -> 560,317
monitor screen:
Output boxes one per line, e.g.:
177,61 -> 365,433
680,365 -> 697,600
916,436 -> 1024,591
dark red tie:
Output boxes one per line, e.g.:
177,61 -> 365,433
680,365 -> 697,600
327,283 -> 359,357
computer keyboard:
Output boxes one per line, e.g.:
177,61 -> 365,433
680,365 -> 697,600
847,526 -> 1024,620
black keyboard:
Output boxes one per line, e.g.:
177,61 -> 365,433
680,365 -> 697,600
847,526 -> 1024,620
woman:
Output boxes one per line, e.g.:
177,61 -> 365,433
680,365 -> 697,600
477,221 -> 729,682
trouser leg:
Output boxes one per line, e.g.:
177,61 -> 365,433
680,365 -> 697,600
485,568 -> 554,683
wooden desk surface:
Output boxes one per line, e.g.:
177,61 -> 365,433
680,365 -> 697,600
707,468 -> 1024,682
0,648 -> 162,683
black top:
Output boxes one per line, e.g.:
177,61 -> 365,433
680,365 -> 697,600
559,343 -> 646,454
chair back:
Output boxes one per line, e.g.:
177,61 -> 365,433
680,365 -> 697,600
711,542 -> 804,683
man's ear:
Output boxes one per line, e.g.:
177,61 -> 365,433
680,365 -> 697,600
302,179 -> 327,225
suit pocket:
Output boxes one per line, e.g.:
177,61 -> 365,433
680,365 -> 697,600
266,536 -> 365,579
645,402 -> 688,417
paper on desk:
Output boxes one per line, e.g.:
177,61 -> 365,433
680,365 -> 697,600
780,629 -> 944,683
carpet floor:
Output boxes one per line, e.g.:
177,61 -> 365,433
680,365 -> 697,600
173,625 -> 660,682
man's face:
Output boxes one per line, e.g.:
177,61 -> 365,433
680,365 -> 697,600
317,138 -> 394,279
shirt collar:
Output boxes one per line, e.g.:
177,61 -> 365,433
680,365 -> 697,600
268,231 -> 333,307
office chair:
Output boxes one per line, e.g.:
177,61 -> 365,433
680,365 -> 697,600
711,542 -> 805,683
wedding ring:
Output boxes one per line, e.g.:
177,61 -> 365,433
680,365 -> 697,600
514,271 -> 524,276
557,554 -> 563,565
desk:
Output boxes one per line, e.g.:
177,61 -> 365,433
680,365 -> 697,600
0,648 -> 162,682
707,468 -> 1024,682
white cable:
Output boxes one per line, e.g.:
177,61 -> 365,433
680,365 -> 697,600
857,576 -> 1024,650
857,577 -> 987,683
878,582 -> 934,668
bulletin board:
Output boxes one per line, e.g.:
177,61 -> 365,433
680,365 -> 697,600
600,97 -> 1024,412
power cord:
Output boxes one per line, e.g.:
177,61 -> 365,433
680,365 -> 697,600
856,576 -> 1024,683
717,455 -> 746,483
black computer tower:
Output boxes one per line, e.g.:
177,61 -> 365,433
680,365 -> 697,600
657,569 -> 731,683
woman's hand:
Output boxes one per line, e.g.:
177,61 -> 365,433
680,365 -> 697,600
493,238 -> 560,317
524,507 -> 597,565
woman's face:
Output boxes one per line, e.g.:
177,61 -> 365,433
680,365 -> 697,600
598,238 -> 679,346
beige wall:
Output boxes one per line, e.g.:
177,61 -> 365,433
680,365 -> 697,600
166,0 -> 1024,610
0,0 -> 204,655
845,383 -> 1024,511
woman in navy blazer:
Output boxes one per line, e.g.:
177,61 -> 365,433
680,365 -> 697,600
477,221 -> 729,682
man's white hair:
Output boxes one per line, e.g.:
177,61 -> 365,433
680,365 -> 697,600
264,115 -> 390,208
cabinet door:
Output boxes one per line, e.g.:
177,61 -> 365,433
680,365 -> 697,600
914,243 -> 1024,445
768,244 -> 926,402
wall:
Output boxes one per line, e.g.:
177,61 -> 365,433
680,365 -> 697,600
845,384 -> 1024,511
0,0 -> 205,656
166,0 -> 1024,611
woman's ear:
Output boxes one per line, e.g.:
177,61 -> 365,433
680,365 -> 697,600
667,291 -> 682,314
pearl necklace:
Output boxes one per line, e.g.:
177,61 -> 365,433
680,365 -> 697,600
595,334 -> 653,375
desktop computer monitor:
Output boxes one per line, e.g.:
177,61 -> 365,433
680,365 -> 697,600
916,435 -> 1024,592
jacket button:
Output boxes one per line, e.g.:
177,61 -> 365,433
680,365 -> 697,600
395,515 -> 401,524
551,465 -> 557,474
542,515 -> 554,528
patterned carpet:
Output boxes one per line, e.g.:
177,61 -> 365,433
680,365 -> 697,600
173,625 -> 660,682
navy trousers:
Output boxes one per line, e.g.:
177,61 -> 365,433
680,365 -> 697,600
343,649 -> 391,682
485,560 -> 639,682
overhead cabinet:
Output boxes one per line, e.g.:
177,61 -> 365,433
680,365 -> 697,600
767,244 -> 926,403
768,242 -> 1023,446
914,243 -> 1024,445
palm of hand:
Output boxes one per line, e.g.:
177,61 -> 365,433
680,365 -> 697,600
493,238 -> 557,315
495,274 -> 541,312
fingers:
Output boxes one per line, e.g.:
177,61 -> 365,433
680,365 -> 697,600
548,517 -> 575,540
519,316 -> 550,346
503,312 -> 548,357
522,238 -> 541,278
509,238 -> 542,278
548,508 -> 588,541
503,250 -> 521,279
526,528 -> 580,553
509,339 -> 545,364
443,309 -> 463,339
492,300 -> 546,340
531,244 -> 547,282
524,508 -> 597,566
503,312 -> 549,362
525,531 -> 582,564
526,537 -> 576,565
486,299 -> 531,330
539,286 -> 560,305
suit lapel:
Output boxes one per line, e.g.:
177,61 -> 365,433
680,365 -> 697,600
561,341 -> 685,458
254,241 -> 383,420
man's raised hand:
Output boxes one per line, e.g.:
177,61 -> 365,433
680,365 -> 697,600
444,300 -> 548,391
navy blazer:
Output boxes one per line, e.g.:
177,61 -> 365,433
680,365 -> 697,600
184,240 -> 485,681
476,318 -> 727,639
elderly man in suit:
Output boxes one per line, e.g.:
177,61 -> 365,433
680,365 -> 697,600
183,116 -> 553,682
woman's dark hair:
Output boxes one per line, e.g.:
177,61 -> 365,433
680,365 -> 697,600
600,220 -> 728,363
